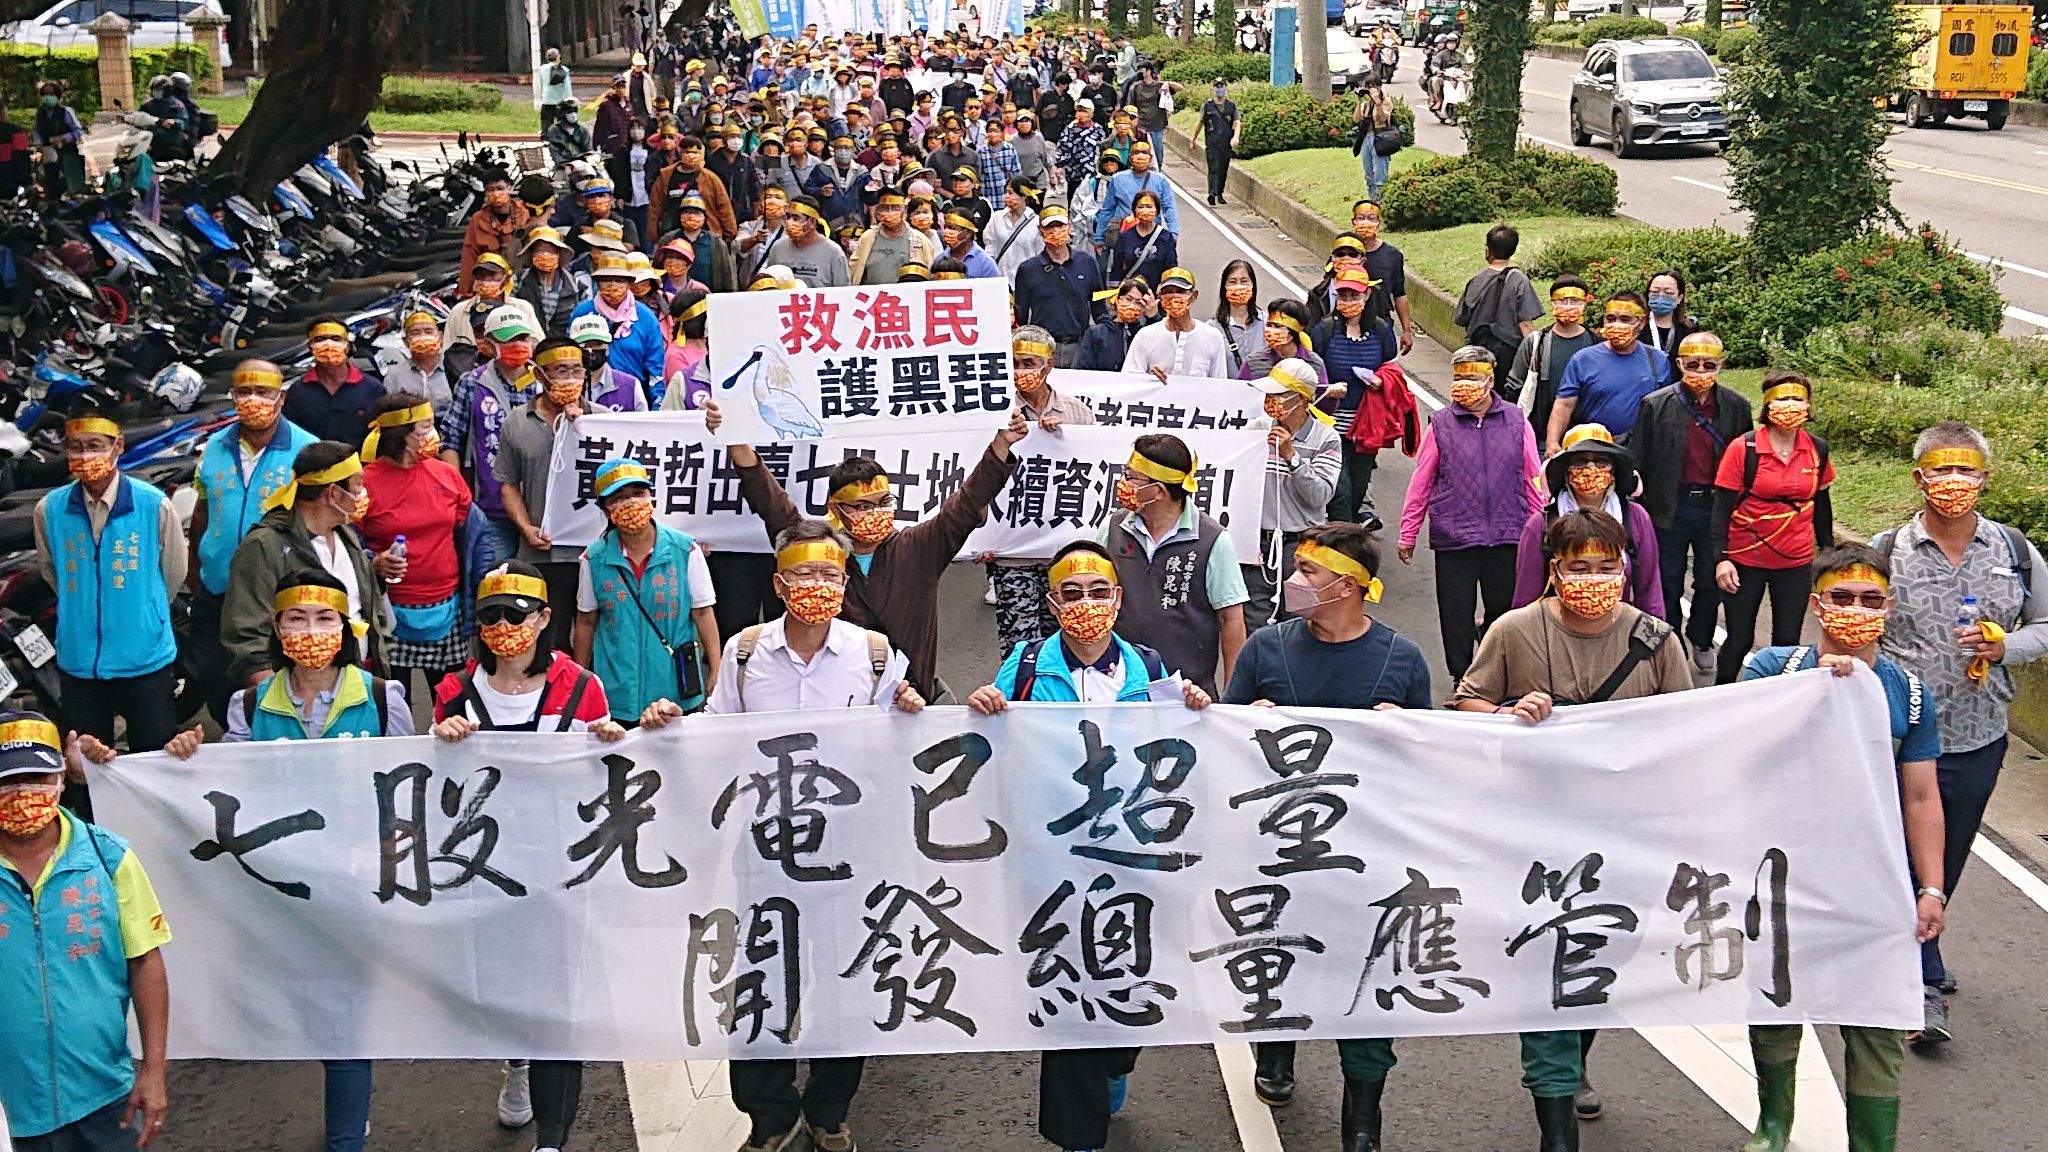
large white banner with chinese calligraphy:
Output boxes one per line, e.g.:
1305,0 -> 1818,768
706,278 -> 1014,445
88,671 -> 1920,1061
539,415 -> 1266,560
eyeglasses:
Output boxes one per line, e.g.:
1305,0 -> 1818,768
478,606 -> 536,626
1599,314 -> 1639,326
1820,589 -> 1889,610
837,494 -> 896,514
1568,460 -> 1612,474
1052,586 -> 1117,604
1677,358 -> 1722,372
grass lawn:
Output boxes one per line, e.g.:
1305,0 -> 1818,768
1239,147 -> 1438,232
1396,217 -> 1648,296
1709,368 -> 1920,539
210,93 -> 542,136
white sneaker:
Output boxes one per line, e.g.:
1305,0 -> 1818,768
498,1061 -> 534,1127
984,576 -> 1000,606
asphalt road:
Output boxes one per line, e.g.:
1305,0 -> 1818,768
1394,41 -> 2048,334
136,161 -> 2048,1152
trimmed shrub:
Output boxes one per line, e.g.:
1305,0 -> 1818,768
1713,25 -> 1758,63
1534,21 -> 1585,45
0,42 -> 212,116
2028,48 -> 2048,102
1223,82 -> 1415,159
1161,51 -> 1272,87
1574,14 -> 1667,46
1669,23 -> 1721,55
1133,34 -> 1190,66
1381,148 -> 1617,229
375,77 -> 503,115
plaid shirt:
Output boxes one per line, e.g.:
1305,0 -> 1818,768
1056,120 -> 1107,184
439,361 -> 542,458
977,139 -> 1022,190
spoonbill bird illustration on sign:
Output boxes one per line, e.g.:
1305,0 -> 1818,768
719,343 -> 824,441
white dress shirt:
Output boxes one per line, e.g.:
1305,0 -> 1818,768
705,616 -> 910,714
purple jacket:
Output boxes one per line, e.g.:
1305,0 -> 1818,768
1415,397 -> 1537,551
1510,498 -> 1666,615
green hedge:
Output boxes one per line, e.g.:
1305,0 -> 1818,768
1533,21 -> 1584,45
1530,224 -> 2004,367
0,42 -> 212,116
1225,82 -> 1416,160
1714,25 -> 1759,63
1381,148 -> 1618,230
376,77 -> 503,114
1133,34 -> 1193,66
1160,51 -> 1271,87
1571,14 -> 1668,45
2028,50 -> 2048,101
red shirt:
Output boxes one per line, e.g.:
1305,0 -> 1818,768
1713,430 -> 1834,569
1679,387 -> 1720,487
361,457 -> 472,605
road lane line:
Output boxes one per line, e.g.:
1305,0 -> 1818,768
1530,88 -> 1570,101
1963,250 -> 2048,282
2001,304 -> 2048,329
1970,833 -> 2048,914
1522,132 -> 1578,151
1638,1024 -> 1848,1152
1213,1042 -> 1289,1152
1671,175 -> 1730,194
1891,157 -> 2048,197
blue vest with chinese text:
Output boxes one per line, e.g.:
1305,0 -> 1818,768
44,475 -> 177,679
585,524 -> 701,717
0,812 -> 137,1138
195,419 -> 317,595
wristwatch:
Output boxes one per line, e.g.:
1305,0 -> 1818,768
1917,886 -> 1948,906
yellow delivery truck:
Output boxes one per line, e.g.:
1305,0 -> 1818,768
1890,3 -> 2031,130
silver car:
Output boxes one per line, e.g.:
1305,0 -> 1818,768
1569,37 -> 1729,157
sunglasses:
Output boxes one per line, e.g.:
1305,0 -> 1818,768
1820,589 -> 1889,610
478,606 -> 536,626
1677,358 -> 1722,372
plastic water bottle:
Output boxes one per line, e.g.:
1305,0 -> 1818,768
1957,595 -> 1980,631
385,535 -> 406,585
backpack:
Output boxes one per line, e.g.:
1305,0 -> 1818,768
1873,521 -> 2033,605
1738,428 -> 1831,500
1011,636 -> 1166,702
732,623 -> 891,710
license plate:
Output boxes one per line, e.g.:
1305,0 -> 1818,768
1680,124 -> 1710,136
0,660 -> 21,703
16,624 -> 55,669
1965,100 -> 1990,111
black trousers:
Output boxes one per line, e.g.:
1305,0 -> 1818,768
1434,544 -> 1518,679
532,1060 -> 583,1149
60,664 -> 177,819
1714,562 -> 1808,684
1039,1046 -> 1141,1151
1657,490 -> 1721,652
708,551 -> 782,643
537,560 -> 580,655
729,1056 -> 866,1138
1205,144 -> 1232,198
189,586 -> 235,726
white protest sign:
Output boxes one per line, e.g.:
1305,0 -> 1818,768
1049,369 -> 1265,428
539,415 -> 1266,560
89,672 -> 1920,1062
706,278 -> 1014,444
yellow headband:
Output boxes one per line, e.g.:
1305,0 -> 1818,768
261,453 -> 363,511
1675,334 -> 1723,359
944,212 -> 977,231
789,201 -> 826,224
1917,447 -> 1986,471
536,344 -> 584,368
0,717 -> 60,751
1049,551 -> 1117,587
1127,450 -> 1199,494
829,474 -> 892,504
1013,339 -> 1055,359
1269,313 -> 1307,337
1603,300 -> 1646,318
273,584 -> 351,617
935,271 -> 967,280
1761,381 -> 1810,405
65,416 -> 121,440
479,571 -> 548,602
1560,541 -> 1622,561
361,402 -> 434,460
1559,424 -> 1616,452
1550,287 -> 1588,302
676,300 -> 709,323
1814,562 -> 1891,595
776,540 -> 848,571
899,263 -> 932,280
403,310 -> 438,330
233,366 -> 284,390
1451,360 -> 1494,377
308,321 -> 349,341
1296,542 -> 1382,603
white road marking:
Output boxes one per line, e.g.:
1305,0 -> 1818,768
1963,250 -> 2048,282
1639,1024 -> 1848,1152
1672,175 -> 1730,194
1970,833 -> 2048,914
623,1059 -> 748,1152
1522,132 -> 1578,151
1213,1042 -> 1288,1152
2001,304 -> 2048,329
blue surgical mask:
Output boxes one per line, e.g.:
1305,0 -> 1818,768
1647,293 -> 1679,316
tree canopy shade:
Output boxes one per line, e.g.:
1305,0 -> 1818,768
212,0 -> 407,192
1726,0 -> 1910,263
1465,0 -> 1530,163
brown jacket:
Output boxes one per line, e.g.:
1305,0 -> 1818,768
649,163 -> 738,242
738,445 -> 1018,698
458,202 -> 532,295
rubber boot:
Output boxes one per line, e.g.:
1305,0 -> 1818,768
1845,1095 -> 1900,1152
1534,1094 -> 1579,1152
1253,1041 -> 1295,1106
1340,1076 -> 1384,1152
1741,1061 -> 1796,1152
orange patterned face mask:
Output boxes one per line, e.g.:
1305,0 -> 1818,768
311,342 -> 349,367
1767,400 -> 1809,430
280,628 -> 345,669
235,392 -> 282,430
1818,603 -> 1887,649
0,784 -> 62,836
1055,599 -> 1117,644
783,579 -> 844,624
480,620 -> 538,658
1566,462 -> 1612,503
1556,571 -> 1626,618
68,452 -> 115,484
843,506 -> 894,544
1224,285 -> 1254,306
608,497 -> 655,533
1922,473 -> 1982,518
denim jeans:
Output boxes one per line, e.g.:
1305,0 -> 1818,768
323,1060 -> 373,1152
483,515 -> 523,566
1326,441 -> 1378,523
1361,142 -> 1391,202
1923,736 -> 2007,985
13,1096 -> 137,1152
1148,129 -> 1166,164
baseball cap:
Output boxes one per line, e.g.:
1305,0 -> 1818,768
484,306 -> 538,341
569,314 -> 612,345
594,458 -> 654,500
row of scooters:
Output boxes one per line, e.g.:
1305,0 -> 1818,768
0,130 -> 553,723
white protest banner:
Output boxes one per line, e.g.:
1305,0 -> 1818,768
539,414 -> 1265,559
90,672 -> 1919,1062
706,278 -> 1013,444
1051,369 -> 1265,428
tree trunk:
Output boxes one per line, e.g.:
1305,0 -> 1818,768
213,0 -> 406,193
1215,0 -> 1236,52
1180,0 -> 1196,45
1618,0 -> 1637,15
1704,0 -> 1722,29
1109,0 -> 1129,35
1542,0 -> 1558,23
1300,0 -> 1331,101
1137,0 -> 1155,37
1466,0 -> 1530,163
